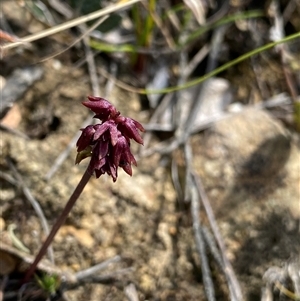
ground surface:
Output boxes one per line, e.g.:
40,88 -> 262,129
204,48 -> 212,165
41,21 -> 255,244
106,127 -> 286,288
0,1 -> 300,301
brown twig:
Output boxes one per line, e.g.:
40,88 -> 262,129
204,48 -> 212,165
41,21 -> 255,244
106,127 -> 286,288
124,283 -> 140,301
192,173 -> 243,301
186,143 -> 216,301
75,256 -> 121,281
38,15 -> 108,64
268,0 -> 299,101
141,2 -> 176,50
44,115 -> 92,180
0,276 -> 8,301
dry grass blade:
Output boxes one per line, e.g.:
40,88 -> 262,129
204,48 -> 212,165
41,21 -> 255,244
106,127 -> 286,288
6,158 -> 54,264
0,276 -> 8,301
39,15 -> 109,63
186,143 -> 216,301
1,0 -> 143,51
80,18 -> 108,96
141,1 -> 176,50
75,256 -> 121,281
268,0 -> 298,101
44,120 -> 87,181
193,173 -> 243,301
183,0 -> 207,25
183,25 -> 228,138
125,283 -> 140,301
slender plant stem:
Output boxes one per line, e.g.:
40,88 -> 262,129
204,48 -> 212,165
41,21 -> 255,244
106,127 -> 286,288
140,31 -> 300,94
23,167 -> 92,283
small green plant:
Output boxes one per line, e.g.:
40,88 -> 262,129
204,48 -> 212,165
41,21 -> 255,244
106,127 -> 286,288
35,273 -> 61,297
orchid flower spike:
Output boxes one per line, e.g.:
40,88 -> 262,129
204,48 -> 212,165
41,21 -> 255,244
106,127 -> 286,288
76,96 -> 144,182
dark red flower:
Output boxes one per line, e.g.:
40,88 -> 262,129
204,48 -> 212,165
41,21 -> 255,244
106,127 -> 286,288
76,96 -> 144,182
113,134 -> 137,176
82,96 -> 120,120
76,125 -> 95,152
116,116 -> 144,145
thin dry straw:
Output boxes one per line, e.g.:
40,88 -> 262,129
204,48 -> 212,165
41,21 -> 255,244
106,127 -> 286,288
1,0 -> 142,51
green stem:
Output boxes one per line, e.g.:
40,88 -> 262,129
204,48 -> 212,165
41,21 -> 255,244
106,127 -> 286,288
141,31 -> 300,94
23,167 -> 92,283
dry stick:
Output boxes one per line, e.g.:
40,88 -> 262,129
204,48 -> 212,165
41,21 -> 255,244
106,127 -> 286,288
177,36 -> 193,203
75,255 -> 121,281
248,20 -> 270,101
7,159 -> 54,264
97,66 -> 142,94
283,0 -> 297,24
0,171 -> 18,186
24,167 -> 92,283
76,267 -> 135,284
141,1 -> 176,50
185,142 -> 216,301
39,15 -> 109,63
270,0 -> 298,101
201,226 -> 224,270
193,173 -> 243,301
191,189 -> 215,299
82,35 -> 100,95
80,19 -> 105,97
142,123 -> 173,132
138,113 -> 223,159
48,0 -> 73,19
1,0 -> 143,51
0,124 -> 30,140
105,63 -> 118,98
171,157 -> 184,203
124,283 -> 140,301
201,226 -> 238,300
183,44 -> 210,79
175,36 -> 189,134
141,44 -> 210,153
183,24 -> 228,138
165,0 -> 181,32
141,92 -> 174,151
44,115 -> 92,180
0,275 -> 8,301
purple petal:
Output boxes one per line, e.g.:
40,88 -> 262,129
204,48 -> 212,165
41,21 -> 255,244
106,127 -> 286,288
83,96 -> 120,120
76,125 -> 95,152
93,122 -> 110,140
112,135 -> 137,176
120,161 -> 133,176
109,163 -> 118,182
112,135 -> 127,167
93,139 -> 109,160
117,117 -> 144,144
84,96 -> 113,112
89,156 -> 106,174
132,119 -> 145,132
94,169 -> 104,179
109,124 -> 119,146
